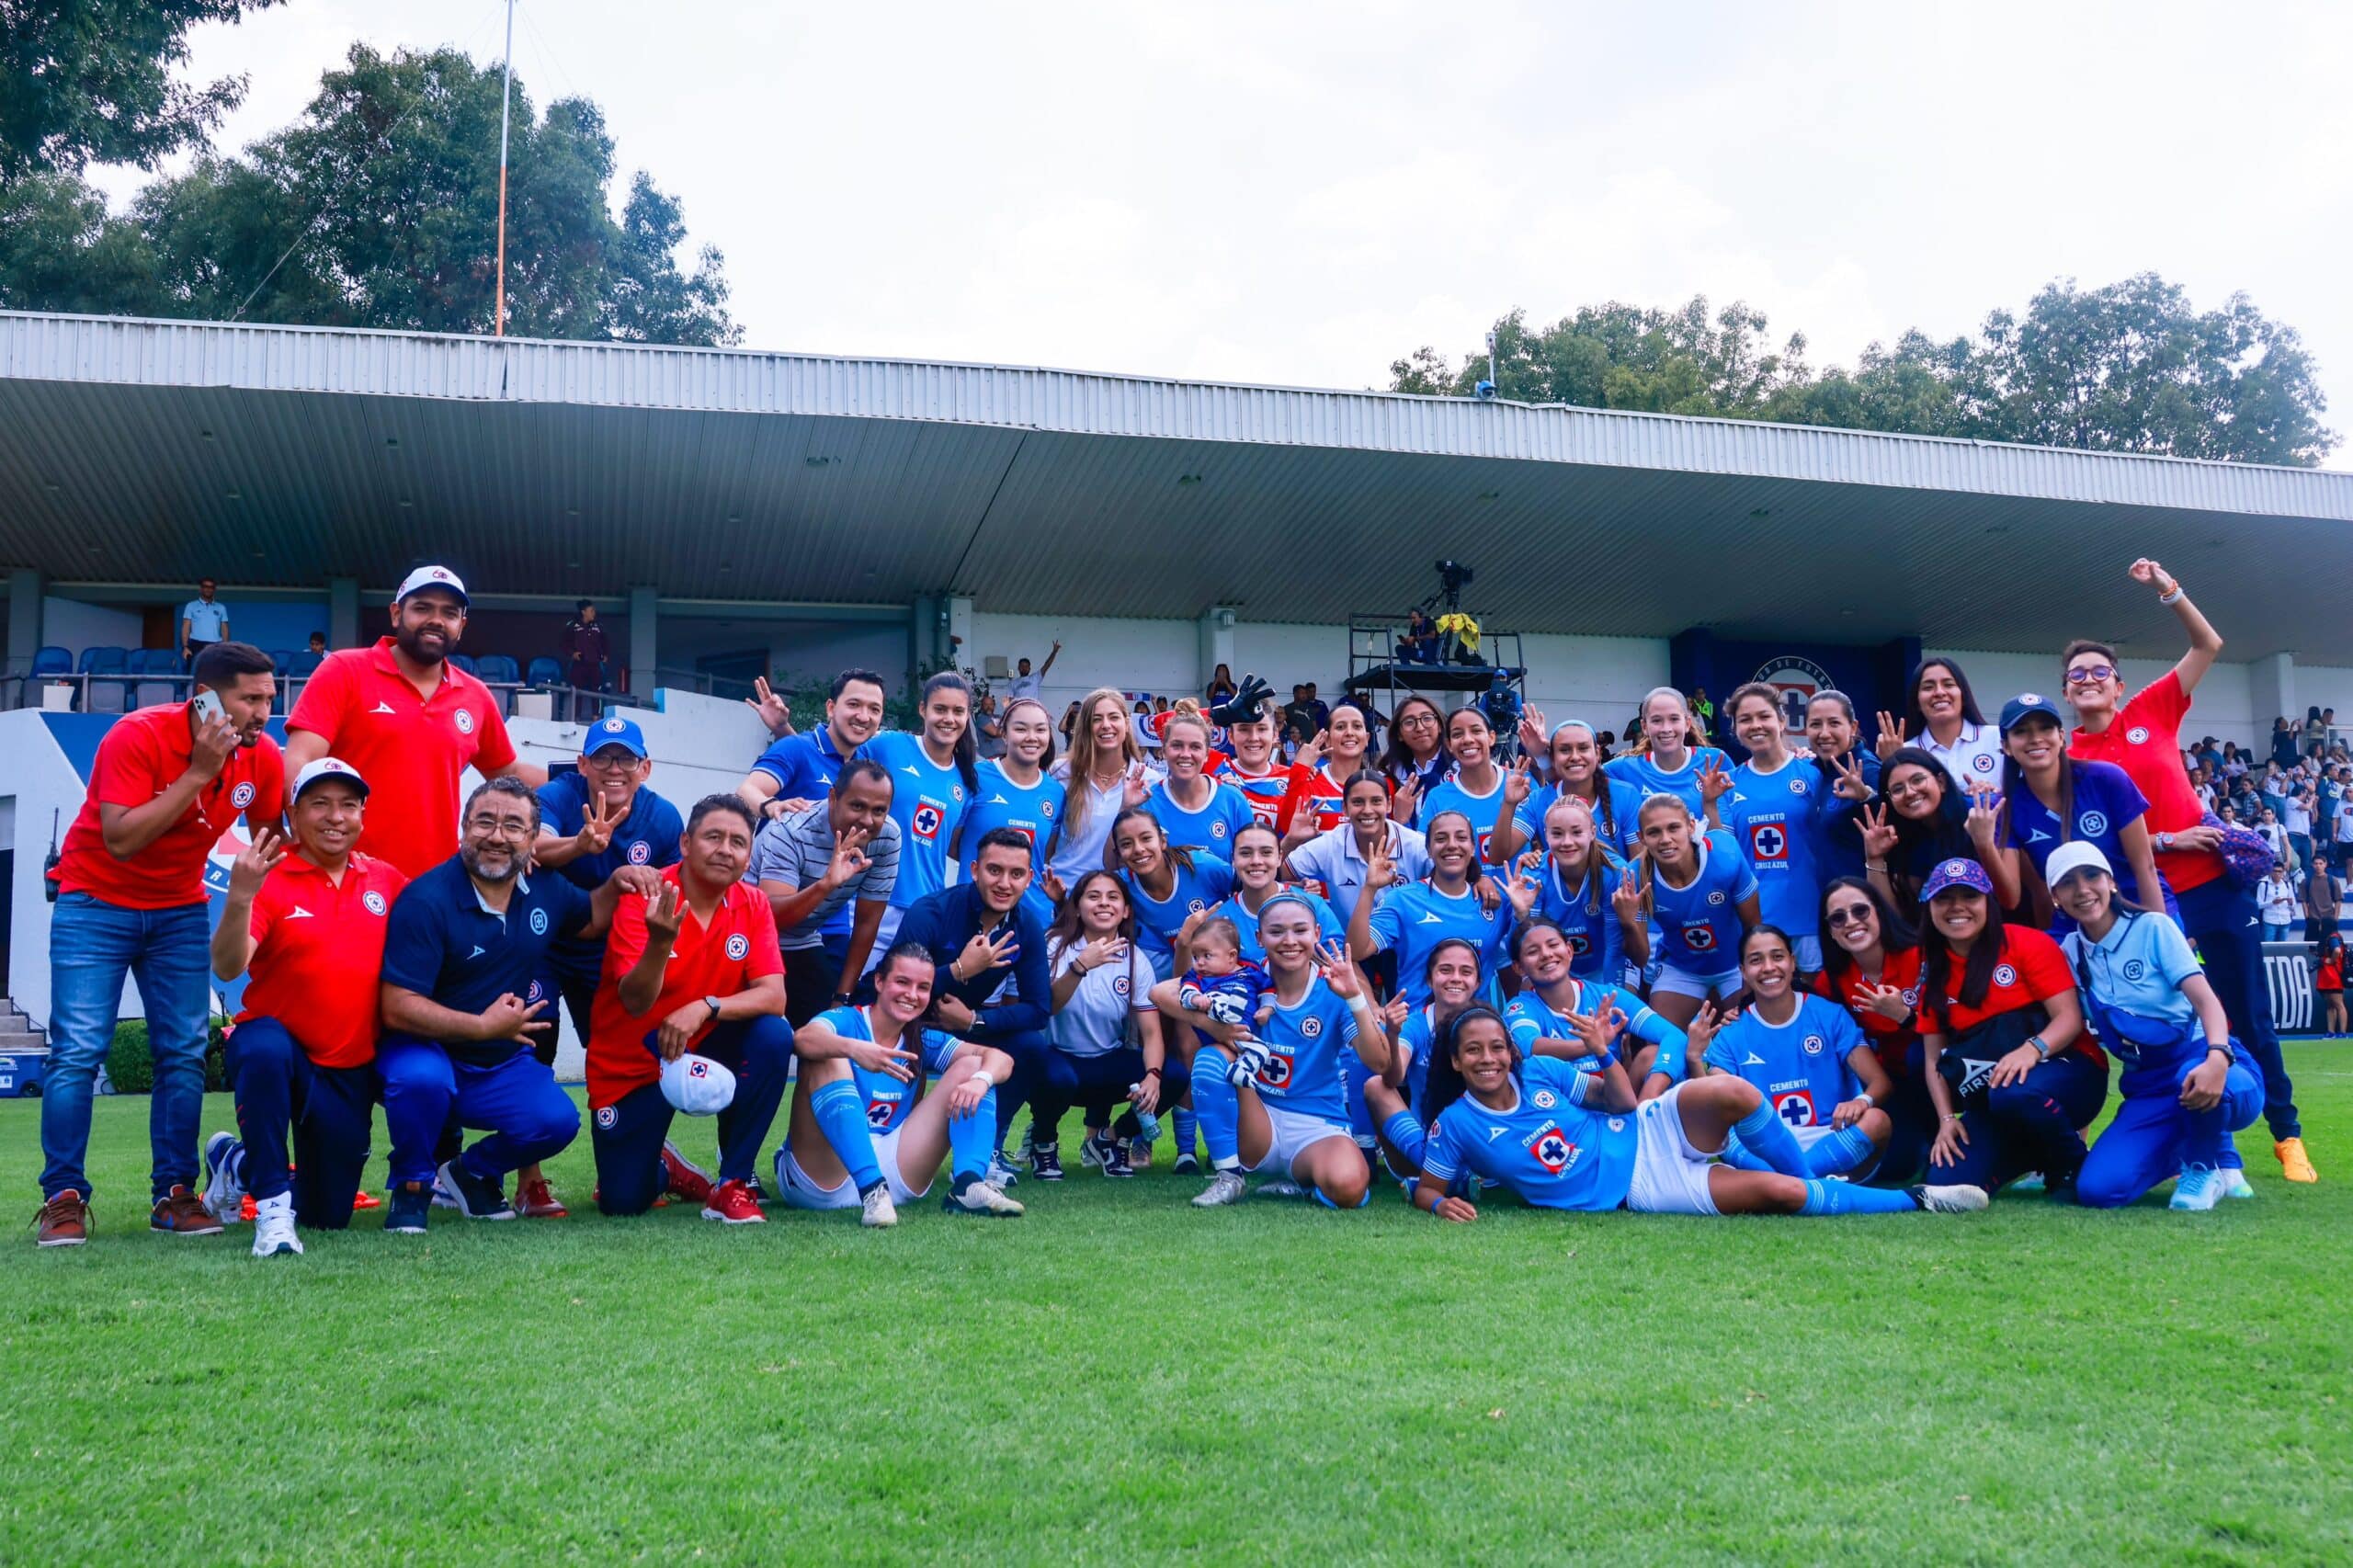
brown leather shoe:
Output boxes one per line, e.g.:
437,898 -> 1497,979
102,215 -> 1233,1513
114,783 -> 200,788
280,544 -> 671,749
36,1189 -> 88,1247
150,1184 -> 225,1236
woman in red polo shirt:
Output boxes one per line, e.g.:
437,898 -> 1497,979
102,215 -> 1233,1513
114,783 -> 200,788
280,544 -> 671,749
2063,556 -> 2313,1187
1813,876 -> 1934,1186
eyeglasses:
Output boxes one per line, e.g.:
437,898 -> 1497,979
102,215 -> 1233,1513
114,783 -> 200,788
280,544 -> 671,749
1824,905 -> 1872,929
465,814 -> 534,838
2066,665 -> 2118,685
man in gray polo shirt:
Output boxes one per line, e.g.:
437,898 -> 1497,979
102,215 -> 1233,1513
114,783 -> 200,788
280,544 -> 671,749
749,758 -> 900,1024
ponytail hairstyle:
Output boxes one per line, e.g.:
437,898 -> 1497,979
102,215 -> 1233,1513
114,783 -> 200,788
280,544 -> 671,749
1632,791 -> 1698,920
1422,1003 -> 1512,1128
918,670 -> 981,800
1541,791 -> 1607,917
1549,719 -> 1620,850
995,695 -> 1059,772
1104,804 -> 1199,875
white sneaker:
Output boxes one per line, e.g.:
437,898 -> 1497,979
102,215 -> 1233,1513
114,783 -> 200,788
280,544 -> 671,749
943,1176 -> 1025,1217
2170,1165 -> 2224,1211
251,1193 -> 303,1257
986,1155 -> 1021,1188
2009,1171 -> 2046,1194
1191,1169 -> 1249,1208
202,1131 -> 246,1221
860,1185 -> 899,1229
2222,1168 -> 2257,1200
1911,1184 -> 1990,1213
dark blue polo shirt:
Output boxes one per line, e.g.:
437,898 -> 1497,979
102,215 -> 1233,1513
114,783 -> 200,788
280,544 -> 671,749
381,857 -> 597,1064
535,775 -> 683,985
886,883 -> 1051,1043
749,726 -> 848,802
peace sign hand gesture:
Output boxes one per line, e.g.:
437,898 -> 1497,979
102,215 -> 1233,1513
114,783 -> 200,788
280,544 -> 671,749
1874,712 -> 1909,764
1315,938 -> 1367,1000
1294,729 -> 1328,773
643,881 -> 684,945
576,790 -> 620,858
1684,1000 -> 1734,1055
229,826 -> 288,898
1503,755 -> 1534,808
1390,770 -> 1421,825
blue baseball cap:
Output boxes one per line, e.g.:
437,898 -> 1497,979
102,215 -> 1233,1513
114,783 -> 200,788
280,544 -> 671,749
582,714 -> 648,759
1920,857 -> 1995,901
1998,693 -> 2065,733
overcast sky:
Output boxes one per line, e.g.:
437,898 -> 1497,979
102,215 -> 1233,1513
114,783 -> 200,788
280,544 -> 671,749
91,1 -> 2353,466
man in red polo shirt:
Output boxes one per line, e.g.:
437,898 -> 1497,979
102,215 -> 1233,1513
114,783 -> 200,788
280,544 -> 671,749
586,795 -> 790,1223
286,565 -> 544,879
198,757 -> 406,1256
36,642 -> 286,1247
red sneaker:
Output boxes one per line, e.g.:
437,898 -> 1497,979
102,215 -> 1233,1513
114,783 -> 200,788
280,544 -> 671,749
238,1193 -> 257,1223
661,1141 -> 714,1205
515,1176 -> 569,1219
352,1190 -> 381,1210
701,1178 -> 765,1224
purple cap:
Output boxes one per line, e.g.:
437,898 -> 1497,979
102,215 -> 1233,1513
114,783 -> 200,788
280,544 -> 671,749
1919,857 -> 1995,901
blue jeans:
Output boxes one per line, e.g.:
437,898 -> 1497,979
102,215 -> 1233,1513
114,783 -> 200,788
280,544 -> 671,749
2263,921 -> 2292,942
40,893 -> 212,1201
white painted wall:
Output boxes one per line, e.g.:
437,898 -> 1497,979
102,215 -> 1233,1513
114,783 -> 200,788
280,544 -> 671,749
1928,647 -> 2261,749
41,596 -> 141,654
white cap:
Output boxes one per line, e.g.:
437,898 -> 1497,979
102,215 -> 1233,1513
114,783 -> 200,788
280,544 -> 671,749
394,564 -> 469,605
292,756 -> 369,800
659,1052 -> 736,1116
2044,841 -> 2113,888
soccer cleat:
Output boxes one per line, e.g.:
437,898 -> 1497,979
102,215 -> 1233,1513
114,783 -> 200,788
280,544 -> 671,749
1127,1138 -> 1154,1169
435,1160 -> 515,1221
1190,1169 -> 1249,1207
986,1155 -> 1021,1189
1101,1140 -> 1135,1178
1030,1142 -> 1064,1181
1229,1041 -> 1270,1085
150,1185 -> 224,1236
2170,1165 -> 2224,1211
515,1176 -> 568,1219
1080,1130 -> 1119,1171
383,1182 -> 433,1233
661,1141 -> 715,1206
859,1185 -> 899,1229
1171,1151 -> 1200,1176
2223,1169 -> 2257,1200
1256,1179 -> 1307,1199
35,1189 -> 88,1248
2009,1171 -> 2046,1195
202,1132 -> 246,1221
700,1179 -> 766,1224
943,1175 -> 1026,1217
2275,1138 -> 2317,1184
250,1193 -> 302,1257
1908,1184 -> 1990,1213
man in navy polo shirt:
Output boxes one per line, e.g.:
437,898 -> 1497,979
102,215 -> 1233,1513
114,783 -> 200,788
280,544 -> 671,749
736,667 -> 890,990
522,713 -> 684,1216
377,778 -> 660,1232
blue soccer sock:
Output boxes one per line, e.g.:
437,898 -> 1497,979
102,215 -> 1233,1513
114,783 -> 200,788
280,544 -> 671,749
1172,1107 -> 1199,1160
809,1080 -> 885,1196
1800,1178 -> 1918,1215
1716,1133 -> 1773,1172
1194,1047 -> 1242,1170
1380,1108 -> 1427,1170
949,1085 -> 998,1183
1807,1124 -> 1879,1177
1731,1102 -> 1809,1178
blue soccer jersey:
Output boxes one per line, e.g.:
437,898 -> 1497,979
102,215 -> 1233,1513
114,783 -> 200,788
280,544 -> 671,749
1514,778 -> 1644,858
1248,975 -> 1363,1124
1723,756 -> 1829,941
1504,983 -> 1688,1083
1533,849 -> 1632,983
1177,963 -> 1271,1050
1423,1055 -> 1639,1211
1211,889 -> 1344,964
1648,829 -> 1756,975
1145,778 -> 1257,856
1417,771 -> 1512,860
856,731 -> 972,911
1397,1004 -> 1444,1114
1605,745 -> 1731,821
961,759 -> 1062,924
813,1005 -> 963,1135
1701,994 -> 1863,1131
1365,880 -> 1513,1011
1120,852 -> 1236,979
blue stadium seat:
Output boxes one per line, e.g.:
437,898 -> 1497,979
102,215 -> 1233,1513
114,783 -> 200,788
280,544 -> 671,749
131,648 -> 183,708
31,646 -> 71,678
266,650 -> 298,712
447,653 -> 479,677
288,649 -> 324,676
527,656 -> 563,687
78,645 -> 130,713
475,654 -> 520,686
267,648 -> 297,673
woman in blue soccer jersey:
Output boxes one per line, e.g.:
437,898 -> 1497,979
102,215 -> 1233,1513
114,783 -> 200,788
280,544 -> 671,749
2049,844 -> 2265,1210
1409,1007 -> 1986,1221
1356,938 -> 1488,1181
1858,747 -> 1980,912
1881,656 -> 2004,792
1206,822 -> 1343,963
1502,918 -> 1687,1098
1504,793 -> 1645,985
1346,810 -> 1513,1011
1971,693 -> 2170,931
1108,807 -> 1233,981
1380,694 -> 1452,812
1722,682 -> 1836,975
1688,926 -> 1896,1179
855,672 -> 980,957
1411,706 -> 1508,858
1188,897 -> 1394,1210
1635,794 -> 1761,1028
956,696 -> 1061,926
774,941 -> 1023,1224
1145,710 -> 1256,856
1495,714 -> 1643,863
1035,870 -> 1188,1182
1603,687 -> 1732,820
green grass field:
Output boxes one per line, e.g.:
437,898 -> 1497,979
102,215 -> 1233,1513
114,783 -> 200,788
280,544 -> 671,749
5,1043 -> 2350,1565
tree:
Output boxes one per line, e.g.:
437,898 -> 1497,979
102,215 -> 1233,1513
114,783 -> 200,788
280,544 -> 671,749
0,0 -> 281,183
1393,297 -> 1810,417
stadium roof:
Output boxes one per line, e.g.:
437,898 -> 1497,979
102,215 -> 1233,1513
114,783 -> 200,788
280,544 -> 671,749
4,310 -> 2351,659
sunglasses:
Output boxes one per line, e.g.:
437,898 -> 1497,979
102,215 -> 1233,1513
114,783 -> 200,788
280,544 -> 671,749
2066,665 -> 2119,685
1825,905 -> 1873,929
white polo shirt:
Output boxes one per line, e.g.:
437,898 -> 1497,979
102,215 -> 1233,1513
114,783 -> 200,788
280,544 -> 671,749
1287,820 -> 1432,926
1919,722 -> 2006,796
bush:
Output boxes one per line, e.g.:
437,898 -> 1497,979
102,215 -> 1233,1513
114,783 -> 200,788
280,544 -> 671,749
105,1017 -> 230,1095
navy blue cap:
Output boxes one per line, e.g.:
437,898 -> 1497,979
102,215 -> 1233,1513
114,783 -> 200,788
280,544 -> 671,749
1998,692 -> 2065,734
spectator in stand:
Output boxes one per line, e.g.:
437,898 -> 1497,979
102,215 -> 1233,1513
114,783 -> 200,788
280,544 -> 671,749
561,599 -> 610,721
1058,700 -> 1081,749
1282,685 -> 1317,750
35,642 -> 286,1247
1205,663 -> 1238,704
2307,859 -> 2338,945
2253,805 -> 2290,872
304,631 -> 328,657
1304,682 -> 1332,735
2336,776 -> 2353,875
1690,687 -> 1716,742
2304,707 -> 2328,756
2272,718 -> 2302,769
2286,780 -> 2318,872
1006,642 -> 1061,704
178,578 -> 232,665
2256,864 -> 2300,942
1131,699 -> 1161,755
973,692 -> 1007,760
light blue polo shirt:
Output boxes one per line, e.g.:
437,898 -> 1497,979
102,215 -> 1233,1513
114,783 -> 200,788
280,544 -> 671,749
182,597 -> 231,641
2061,910 -> 2202,1030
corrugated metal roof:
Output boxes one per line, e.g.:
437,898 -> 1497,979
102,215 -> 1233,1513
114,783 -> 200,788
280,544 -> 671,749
3,310 -> 2350,660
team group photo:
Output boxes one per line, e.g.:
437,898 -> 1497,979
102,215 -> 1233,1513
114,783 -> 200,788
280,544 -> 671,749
4,2 -> 2347,1562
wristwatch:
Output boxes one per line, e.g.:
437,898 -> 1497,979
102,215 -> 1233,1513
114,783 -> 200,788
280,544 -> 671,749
2026,1034 -> 2051,1062
702,994 -> 722,1021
